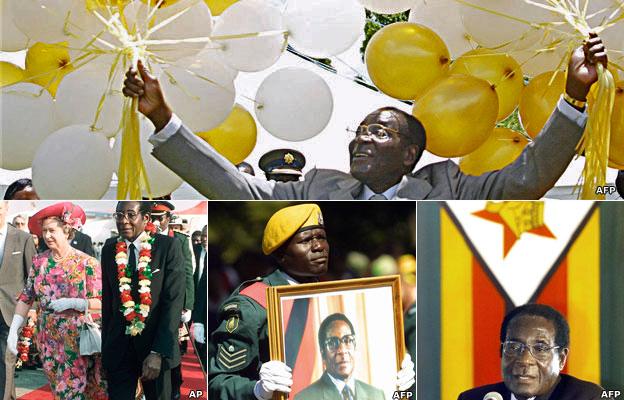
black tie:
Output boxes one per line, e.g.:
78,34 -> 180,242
129,243 -> 139,302
342,386 -> 353,400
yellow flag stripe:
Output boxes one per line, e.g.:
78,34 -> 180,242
567,209 -> 601,382
441,210 -> 474,400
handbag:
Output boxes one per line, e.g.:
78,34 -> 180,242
79,312 -> 102,355
79,268 -> 102,356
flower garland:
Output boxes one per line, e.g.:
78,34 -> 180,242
115,222 -> 157,336
16,317 -> 35,368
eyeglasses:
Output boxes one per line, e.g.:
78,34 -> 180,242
113,211 -> 140,221
501,341 -> 562,361
324,334 -> 356,352
346,124 -> 399,140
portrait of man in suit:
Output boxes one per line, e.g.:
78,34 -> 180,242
295,313 -> 385,400
0,201 -> 37,400
458,304 -> 603,400
101,201 -> 185,400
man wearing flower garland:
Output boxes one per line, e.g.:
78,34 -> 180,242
208,203 -> 415,400
101,201 -> 186,400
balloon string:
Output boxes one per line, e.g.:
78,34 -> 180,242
91,52 -> 123,133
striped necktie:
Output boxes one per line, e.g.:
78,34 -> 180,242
342,386 -> 354,400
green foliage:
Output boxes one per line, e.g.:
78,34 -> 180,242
360,10 -> 409,61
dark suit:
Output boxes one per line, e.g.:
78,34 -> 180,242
39,229 -> 95,257
616,170 -> 623,198
295,371 -> 386,400
0,224 -> 36,400
457,374 -> 603,400
152,106 -> 583,199
101,234 -> 185,400
191,247 -> 206,368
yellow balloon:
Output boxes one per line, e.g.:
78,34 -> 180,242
412,74 -> 499,158
450,49 -> 524,121
459,127 -> 529,175
204,0 -> 238,15
365,22 -> 450,100
518,70 -> 565,139
25,42 -> 74,97
197,104 -> 257,164
0,62 -> 26,87
608,82 -> 624,166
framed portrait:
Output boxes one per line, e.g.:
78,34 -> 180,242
267,276 -> 404,400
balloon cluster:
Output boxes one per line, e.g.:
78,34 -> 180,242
367,0 -> 623,176
1,0 -> 375,198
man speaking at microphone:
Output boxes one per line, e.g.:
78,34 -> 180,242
458,304 -> 602,400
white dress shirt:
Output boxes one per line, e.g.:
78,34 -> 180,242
327,372 -> 356,399
358,183 -> 399,200
124,235 -> 144,267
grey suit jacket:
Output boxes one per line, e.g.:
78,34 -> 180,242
152,106 -> 584,200
0,225 -> 36,325
294,372 -> 386,400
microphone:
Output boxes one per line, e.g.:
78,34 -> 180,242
483,392 -> 503,400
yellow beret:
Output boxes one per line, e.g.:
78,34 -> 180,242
262,204 -> 324,255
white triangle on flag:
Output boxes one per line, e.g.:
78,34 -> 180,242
445,201 -> 595,306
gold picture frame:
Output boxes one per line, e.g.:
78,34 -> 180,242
267,275 -> 405,400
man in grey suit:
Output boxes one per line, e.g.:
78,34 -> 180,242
122,35 -> 607,200
295,313 -> 385,400
0,201 -> 36,400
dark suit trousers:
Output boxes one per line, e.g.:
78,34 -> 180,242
107,344 -> 171,400
0,315 -> 16,400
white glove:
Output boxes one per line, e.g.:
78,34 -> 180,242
48,298 -> 88,313
181,309 -> 192,323
396,353 -> 416,391
192,323 -> 205,344
253,361 -> 292,400
7,314 -> 25,356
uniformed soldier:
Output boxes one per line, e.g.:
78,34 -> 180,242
258,149 -> 306,183
150,201 -> 195,400
208,203 -> 416,400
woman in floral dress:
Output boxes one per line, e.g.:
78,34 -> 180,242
6,202 -> 107,400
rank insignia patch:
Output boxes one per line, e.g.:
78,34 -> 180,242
225,315 -> 239,333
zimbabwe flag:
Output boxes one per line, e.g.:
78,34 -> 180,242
417,201 -> 624,400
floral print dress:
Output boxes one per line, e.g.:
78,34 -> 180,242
18,250 -> 108,400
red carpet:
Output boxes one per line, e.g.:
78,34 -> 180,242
18,341 -> 206,400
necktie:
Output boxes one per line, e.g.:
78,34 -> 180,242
342,386 -> 353,400
129,243 -> 139,302
369,193 -> 388,200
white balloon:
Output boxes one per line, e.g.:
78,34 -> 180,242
160,63 -> 235,132
284,0 -> 365,58
357,0 -> 412,14
9,0 -> 102,45
32,125 -> 115,199
136,0 -> 213,62
459,0 -> 550,50
212,0 -> 286,72
0,83 -> 54,170
175,47 -> 239,83
409,0 -> 474,59
1,1 -> 29,51
112,116 -> 183,198
54,62 -> 124,138
255,67 -> 333,141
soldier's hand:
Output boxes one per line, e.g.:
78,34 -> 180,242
122,59 -> 172,131
141,353 -> 162,381
253,360 -> 293,400
566,32 -> 608,102
396,353 -> 415,391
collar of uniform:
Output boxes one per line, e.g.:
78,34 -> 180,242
161,228 -> 169,236
327,372 -> 355,397
277,270 -> 299,285
264,269 -> 291,286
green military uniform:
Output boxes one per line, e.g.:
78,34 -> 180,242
173,230 -> 195,310
208,269 -> 290,400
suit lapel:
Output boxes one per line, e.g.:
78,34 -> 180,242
0,225 -> 19,273
329,179 -> 363,200
395,175 -> 433,200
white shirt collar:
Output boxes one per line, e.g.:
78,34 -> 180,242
124,233 -> 145,249
511,394 -> 535,400
278,270 -> 299,285
327,372 -> 355,396
359,183 -> 399,200
161,227 -> 169,236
